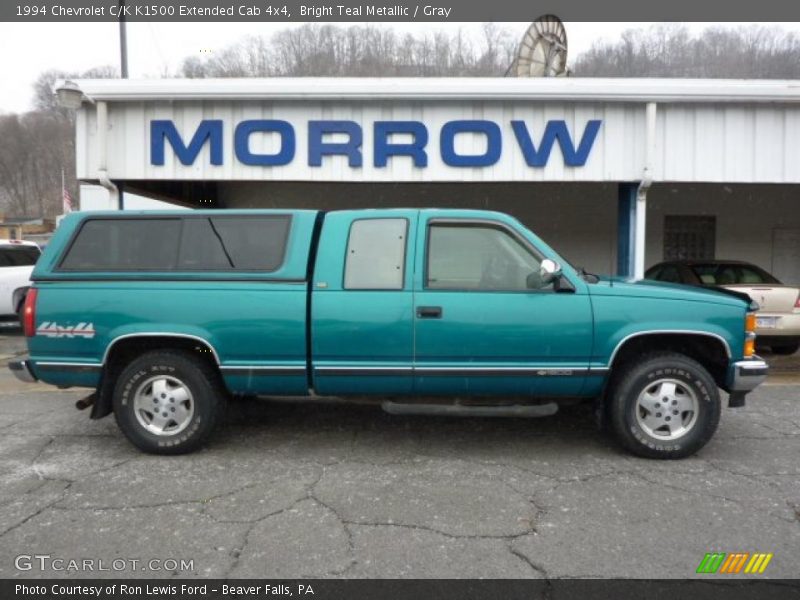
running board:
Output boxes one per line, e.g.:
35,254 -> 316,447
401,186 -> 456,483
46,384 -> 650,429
381,401 -> 558,418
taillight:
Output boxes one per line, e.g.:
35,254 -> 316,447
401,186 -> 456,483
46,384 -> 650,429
22,288 -> 37,337
795,293 -> 800,309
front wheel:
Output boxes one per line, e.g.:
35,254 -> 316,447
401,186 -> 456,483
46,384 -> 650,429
113,350 -> 225,454
608,353 -> 720,459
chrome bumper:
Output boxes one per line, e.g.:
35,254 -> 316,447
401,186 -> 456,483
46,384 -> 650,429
8,359 -> 37,383
730,358 -> 768,393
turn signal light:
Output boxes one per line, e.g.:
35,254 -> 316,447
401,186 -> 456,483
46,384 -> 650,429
745,313 -> 757,333
744,336 -> 756,358
22,288 -> 37,338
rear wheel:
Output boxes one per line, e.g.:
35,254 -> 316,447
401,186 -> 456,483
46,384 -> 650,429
608,352 -> 720,459
113,350 -> 225,454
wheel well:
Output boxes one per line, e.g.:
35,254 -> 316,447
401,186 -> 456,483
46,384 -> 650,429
91,335 -> 219,420
12,287 -> 29,312
609,333 -> 729,389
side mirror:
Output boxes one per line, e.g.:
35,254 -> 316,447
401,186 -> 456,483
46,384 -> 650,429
527,259 -> 562,289
539,259 -> 562,284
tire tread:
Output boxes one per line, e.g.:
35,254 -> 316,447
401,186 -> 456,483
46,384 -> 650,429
113,350 -> 226,454
608,351 -> 720,459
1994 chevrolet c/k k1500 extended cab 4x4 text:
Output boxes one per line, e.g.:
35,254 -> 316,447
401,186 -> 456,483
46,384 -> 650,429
9,209 -> 768,458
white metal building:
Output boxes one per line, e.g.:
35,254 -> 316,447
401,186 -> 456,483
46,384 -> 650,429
62,78 -> 800,282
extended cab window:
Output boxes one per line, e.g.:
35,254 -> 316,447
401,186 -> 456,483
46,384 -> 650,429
344,218 -> 407,290
427,223 -> 546,291
60,216 -> 291,272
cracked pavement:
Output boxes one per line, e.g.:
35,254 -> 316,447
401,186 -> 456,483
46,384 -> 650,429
0,331 -> 798,579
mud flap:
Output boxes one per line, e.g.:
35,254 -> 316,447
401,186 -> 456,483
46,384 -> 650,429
728,392 -> 746,408
89,371 -> 115,419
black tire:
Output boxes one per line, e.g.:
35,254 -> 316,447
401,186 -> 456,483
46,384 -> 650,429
770,342 -> 799,356
608,352 -> 721,459
113,350 -> 225,454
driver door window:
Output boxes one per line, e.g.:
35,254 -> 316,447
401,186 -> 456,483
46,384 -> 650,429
414,218 -> 591,396
426,224 -> 549,291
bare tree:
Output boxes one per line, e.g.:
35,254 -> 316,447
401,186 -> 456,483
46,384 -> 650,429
179,24 -> 518,78
574,24 -> 800,78
0,65 -> 115,218
0,112 -> 73,218
33,65 -> 117,112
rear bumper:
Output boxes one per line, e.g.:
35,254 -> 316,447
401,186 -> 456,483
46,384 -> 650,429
729,357 -> 768,393
755,311 -> 800,337
8,358 -> 37,383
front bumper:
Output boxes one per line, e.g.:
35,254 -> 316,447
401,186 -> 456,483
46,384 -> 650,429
729,357 -> 768,393
8,358 -> 37,383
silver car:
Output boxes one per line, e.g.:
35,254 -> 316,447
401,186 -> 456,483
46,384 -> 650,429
645,260 -> 800,355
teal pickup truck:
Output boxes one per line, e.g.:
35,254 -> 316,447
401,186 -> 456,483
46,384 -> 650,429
10,209 -> 767,458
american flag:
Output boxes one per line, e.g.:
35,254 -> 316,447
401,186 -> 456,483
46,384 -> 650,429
62,186 -> 74,213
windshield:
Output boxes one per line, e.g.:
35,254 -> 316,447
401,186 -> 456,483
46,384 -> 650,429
0,245 -> 40,267
689,263 -> 781,285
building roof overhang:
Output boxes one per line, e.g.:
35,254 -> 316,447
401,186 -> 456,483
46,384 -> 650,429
57,77 -> 800,105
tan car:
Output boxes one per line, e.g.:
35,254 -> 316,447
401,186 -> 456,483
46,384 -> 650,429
645,260 -> 800,355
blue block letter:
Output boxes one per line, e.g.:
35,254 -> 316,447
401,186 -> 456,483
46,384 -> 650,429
374,121 -> 428,167
308,121 -> 362,167
234,120 -> 295,166
440,121 -> 502,167
151,120 -> 223,166
511,119 -> 602,167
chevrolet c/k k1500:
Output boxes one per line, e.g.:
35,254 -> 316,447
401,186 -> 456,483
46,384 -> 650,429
9,209 -> 768,458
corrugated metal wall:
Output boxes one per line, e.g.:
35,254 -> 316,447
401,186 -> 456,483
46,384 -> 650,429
75,100 -> 800,184
657,105 -> 800,182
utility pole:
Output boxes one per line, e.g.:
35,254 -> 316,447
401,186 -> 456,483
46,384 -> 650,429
119,0 -> 129,78
117,0 -> 127,209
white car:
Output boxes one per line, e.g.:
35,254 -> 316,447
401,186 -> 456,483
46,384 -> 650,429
645,260 -> 800,355
0,240 -> 41,323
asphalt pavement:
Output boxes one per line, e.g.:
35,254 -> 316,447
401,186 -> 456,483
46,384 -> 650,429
0,328 -> 798,579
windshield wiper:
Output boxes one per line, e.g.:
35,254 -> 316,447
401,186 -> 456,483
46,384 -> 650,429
577,267 -> 600,284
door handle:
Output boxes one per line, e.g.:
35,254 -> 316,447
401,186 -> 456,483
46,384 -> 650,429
416,306 -> 442,319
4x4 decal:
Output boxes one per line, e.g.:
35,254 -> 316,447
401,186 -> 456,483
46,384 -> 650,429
36,322 -> 96,339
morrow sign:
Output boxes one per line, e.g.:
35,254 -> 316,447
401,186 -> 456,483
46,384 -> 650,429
150,119 -> 603,169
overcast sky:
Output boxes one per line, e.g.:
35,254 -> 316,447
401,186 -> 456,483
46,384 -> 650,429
0,21 -> 797,114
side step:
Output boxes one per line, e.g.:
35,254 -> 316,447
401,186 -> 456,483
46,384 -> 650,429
381,401 -> 558,418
